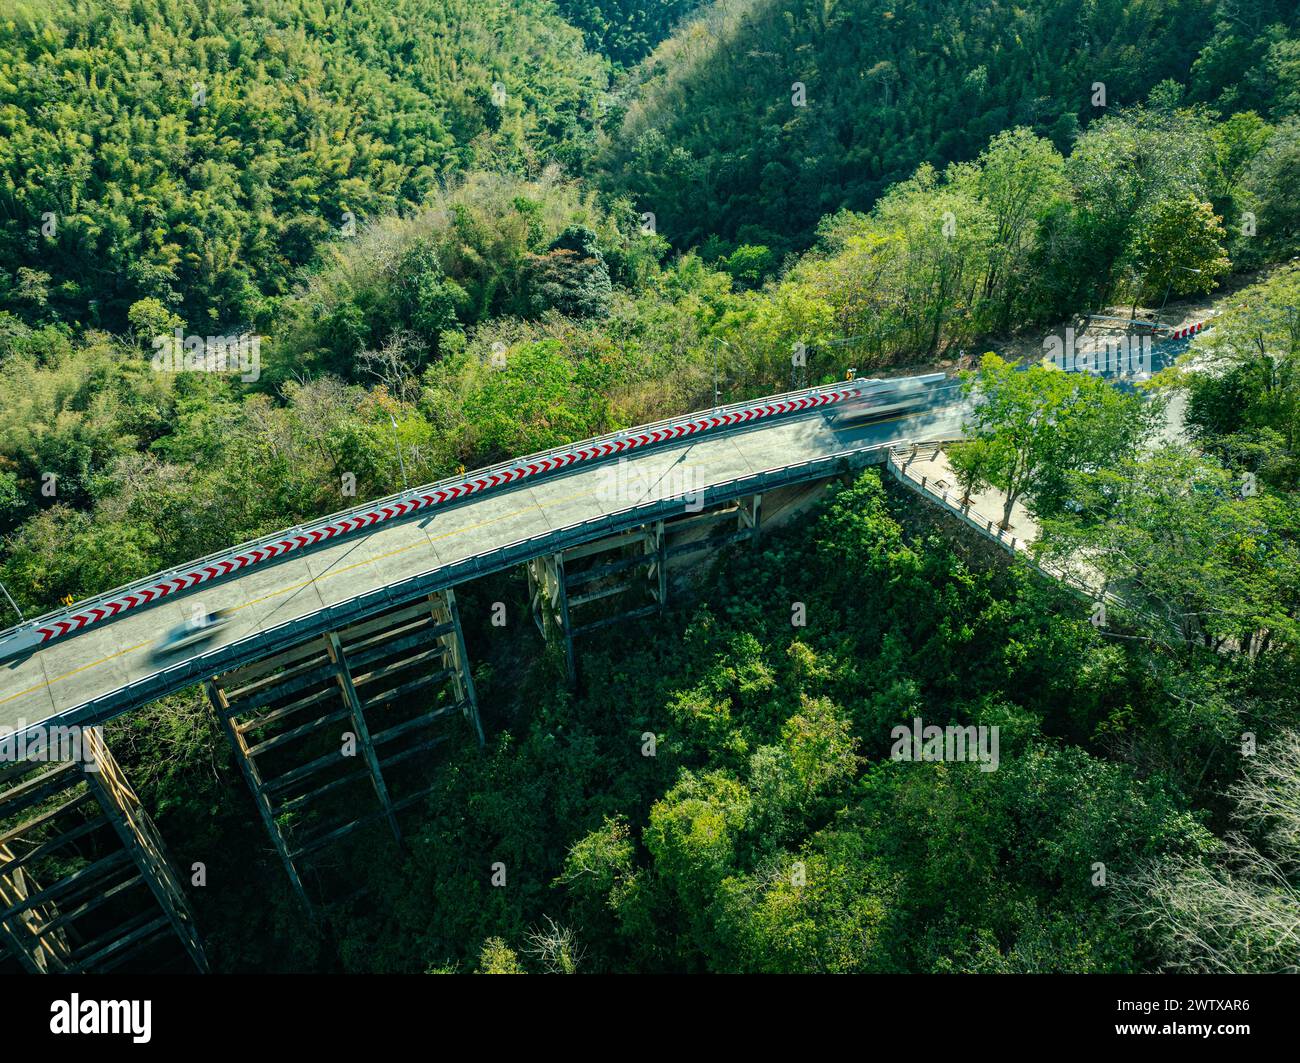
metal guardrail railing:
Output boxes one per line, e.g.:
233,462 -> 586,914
886,443 -> 1027,547
884,445 -> 1133,610
0,305 -> 1216,659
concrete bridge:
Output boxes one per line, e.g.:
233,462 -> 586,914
0,374 -> 965,733
0,373 -> 966,972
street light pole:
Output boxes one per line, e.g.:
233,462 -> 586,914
389,413 -> 408,490
1159,266 -> 1202,320
713,344 -> 719,409
0,579 -> 23,624
715,338 -> 733,409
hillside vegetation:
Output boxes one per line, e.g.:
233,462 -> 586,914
598,0 -> 1300,257
0,0 -> 606,330
554,0 -> 710,67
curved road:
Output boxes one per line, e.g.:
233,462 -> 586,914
0,377 -> 968,739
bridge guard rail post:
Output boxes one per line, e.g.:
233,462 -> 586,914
0,732 -> 209,973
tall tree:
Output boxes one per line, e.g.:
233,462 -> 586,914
953,353 -> 1162,529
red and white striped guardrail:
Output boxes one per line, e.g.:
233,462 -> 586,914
1161,317 -> 1213,340
1,381 -> 875,656
1087,315 -> 1215,340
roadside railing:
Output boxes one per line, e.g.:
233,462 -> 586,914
886,443 -> 1029,550
883,444 -> 1161,625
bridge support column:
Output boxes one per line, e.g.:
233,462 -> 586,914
527,552 -> 576,684
738,493 -> 762,548
431,588 -> 484,747
327,632 -> 401,846
647,519 -> 668,607
206,681 -> 312,911
0,730 -> 208,973
207,592 -> 482,910
525,493 -> 778,679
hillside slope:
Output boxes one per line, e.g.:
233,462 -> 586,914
597,0 -> 1297,254
0,0 -> 607,330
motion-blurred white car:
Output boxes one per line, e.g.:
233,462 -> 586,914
154,608 -> 233,659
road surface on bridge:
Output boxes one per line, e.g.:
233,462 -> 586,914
0,381 -> 967,737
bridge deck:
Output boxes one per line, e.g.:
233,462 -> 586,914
0,390 -> 965,735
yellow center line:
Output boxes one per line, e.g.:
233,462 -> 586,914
2,467 -> 705,705
1,640 -> 153,707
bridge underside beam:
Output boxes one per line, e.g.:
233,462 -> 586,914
0,732 -> 207,974
526,492 -> 764,679
207,590 -> 481,910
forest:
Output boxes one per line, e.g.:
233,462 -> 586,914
597,0 -> 1300,257
0,0 -> 1298,973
